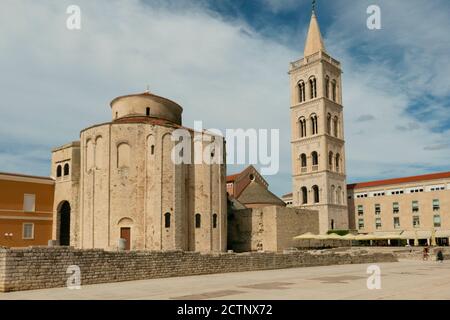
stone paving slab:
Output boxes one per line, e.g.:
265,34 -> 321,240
1,260 -> 449,300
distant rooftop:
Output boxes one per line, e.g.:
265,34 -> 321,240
347,171 -> 450,190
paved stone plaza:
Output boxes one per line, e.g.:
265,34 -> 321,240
1,259 -> 449,300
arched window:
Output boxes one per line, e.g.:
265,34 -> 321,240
328,151 -> 334,170
195,214 -> 201,229
95,136 -> 103,169
301,186 -> 308,204
310,114 -> 318,135
309,77 -> 317,99
300,153 -> 307,168
56,165 -> 62,178
327,113 -> 332,135
331,185 -> 336,204
213,214 -> 218,228
332,80 -> 337,102
333,116 -> 339,137
86,139 -> 94,171
331,219 -> 335,230
299,117 -> 307,138
117,143 -> 131,168
325,76 -> 330,98
312,185 -> 320,203
311,151 -> 319,166
298,81 -> 306,103
164,212 -> 171,228
63,163 -> 70,176
335,153 -> 340,173
337,187 -> 342,204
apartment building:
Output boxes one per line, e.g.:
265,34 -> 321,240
0,172 -> 54,247
348,172 -> 450,246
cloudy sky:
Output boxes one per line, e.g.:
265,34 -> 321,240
1,0 -> 450,196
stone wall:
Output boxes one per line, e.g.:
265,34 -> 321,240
0,247 -> 397,292
228,206 -> 319,253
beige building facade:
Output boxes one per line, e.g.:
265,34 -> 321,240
288,11 -> 348,233
348,172 -> 450,245
51,92 -> 227,252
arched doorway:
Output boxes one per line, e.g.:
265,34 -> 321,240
58,201 -> 71,246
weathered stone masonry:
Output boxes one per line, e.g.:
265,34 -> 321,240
0,247 -> 397,292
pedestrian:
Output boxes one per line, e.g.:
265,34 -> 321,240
437,250 -> 444,263
423,247 -> 429,261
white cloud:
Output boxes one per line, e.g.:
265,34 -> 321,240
322,0 -> 450,182
0,0 -> 296,193
0,0 -> 449,196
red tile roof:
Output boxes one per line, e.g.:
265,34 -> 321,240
226,173 -> 240,183
347,171 -> 450,190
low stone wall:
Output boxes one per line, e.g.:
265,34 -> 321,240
0,247 -> 397,292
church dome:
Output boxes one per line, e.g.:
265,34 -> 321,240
110,92 -> 183,125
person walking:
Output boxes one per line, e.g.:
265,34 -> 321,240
437,250 -> 444,263
423,247 -> 429,261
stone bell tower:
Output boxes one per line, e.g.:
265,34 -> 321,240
289,6 -> 348,233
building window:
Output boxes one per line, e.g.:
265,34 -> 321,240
358,219 -> 365,229
23,223 -> 34,240
375,204 -> 381,215
357,205 -> 364,216
332,80 -> 337,102
299,117 -> 307,138
63,163 -> 70,176
300,153 -> 307,169
56,165 -> 62,178
333,116 -> 339,137
413,216 -> 420,228
151,145 -> 155,155
195,214 -> 201,229
328,152 -> 333,170
433,199 -> 440,211
298,81 -> 306,103
301,187 -> 308,204
327,113 -> 332,135
213,214 -> 218,228
393,202 -> 399,214
335,153 -> 340,173
434,215 -> 441,228
310,114 -> 318,135
312,185 -> 320,203
375,218 -> 382,230
394,217 -> 400,229
412,201 -> 419,213
146,107 -> 150,116
164,212 -> 171,228
309,77 -> 317,99
311,151 -> 319,166
23,194 -> 36,212
325,76 -> 330,98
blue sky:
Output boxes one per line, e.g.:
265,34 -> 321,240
1,0 -> 450,196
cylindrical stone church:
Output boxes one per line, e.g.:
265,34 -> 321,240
51,92 -> 227,252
